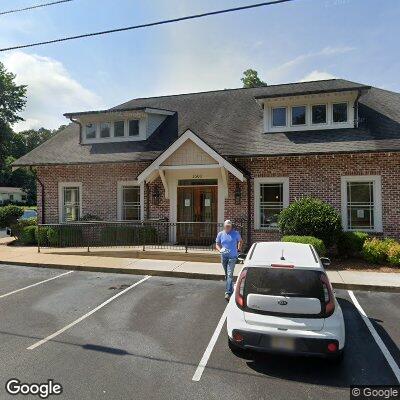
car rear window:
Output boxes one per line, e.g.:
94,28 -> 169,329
244,267 -> 324,300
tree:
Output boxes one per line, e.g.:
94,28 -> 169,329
241,69 -> 267,88
0,61 -> 27,165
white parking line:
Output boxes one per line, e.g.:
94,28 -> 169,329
27,275 -> 151,350
348,290 -> 400,383
192,304 -> 229,382
0,271 -> 74,299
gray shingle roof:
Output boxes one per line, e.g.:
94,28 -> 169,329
13,79 -> 400,167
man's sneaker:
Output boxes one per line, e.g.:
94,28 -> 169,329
225,293 -> 230,301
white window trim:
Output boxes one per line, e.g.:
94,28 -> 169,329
332,101 -> 349,125
341,175 -> 382,233
83,118 -> 146,143
311,103 -> 328,126
290,105 -> 307,127
58,182 -> 82,223
254,177 -> 289,230
117,180 -> 144,221
271,106 -> 287,128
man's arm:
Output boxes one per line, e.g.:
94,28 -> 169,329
215,232 -> 222,252
237,232 -> 243,252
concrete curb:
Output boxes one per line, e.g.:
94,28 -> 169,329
1,260 -> 400,292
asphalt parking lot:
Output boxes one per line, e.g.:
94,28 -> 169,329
0,264 -> 399,400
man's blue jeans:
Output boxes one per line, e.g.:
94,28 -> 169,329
221,254 -> 237,295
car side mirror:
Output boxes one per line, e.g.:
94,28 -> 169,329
320,257 -> 331,268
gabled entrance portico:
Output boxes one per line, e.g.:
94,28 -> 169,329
137,130 -> 246,242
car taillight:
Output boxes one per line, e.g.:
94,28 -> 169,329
320,273 -> 335,317
235,269 -> 247,309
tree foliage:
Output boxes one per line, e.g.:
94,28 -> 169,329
241,69 -> 267,88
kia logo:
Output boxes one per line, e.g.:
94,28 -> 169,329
278,300 -> 288,305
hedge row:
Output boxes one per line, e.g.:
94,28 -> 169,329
17,225 -> 158,247
362,238 -> 400,266
281,235 -> 326,256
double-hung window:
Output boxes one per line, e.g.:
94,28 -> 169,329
255,178 -> 289,229
59,183 -> 82,222
341,176 -> 382,232
118,181 -> 142,221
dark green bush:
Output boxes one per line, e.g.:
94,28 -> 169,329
35,226 -> 49,246
281,235 -> 327,256
80,214 -> 102,221
47,226 -> 84,247
0,205 -> 24,228
278,197 -> 342,247
9,218 -> 37,238
19,225 -> 37,245
100,226 -> 158,246
337,231 -> 369,258
362,238 -> 395,264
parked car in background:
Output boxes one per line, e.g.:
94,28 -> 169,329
227,241 -> 345,362
6,209 -> 37,236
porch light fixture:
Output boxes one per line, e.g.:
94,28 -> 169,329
235,183 -> 242,205
152,184 -> 160,206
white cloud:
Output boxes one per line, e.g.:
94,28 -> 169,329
1,51 -> 104,131
300,70 -> 336,82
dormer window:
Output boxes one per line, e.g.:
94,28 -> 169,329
291,106 -> 306,126
100,122 -> 111,138
85,123 -> 96,139
114,121 -> 125,137
333,102 -> 348,123
129,119 -> 139,136
272,107 -> 287,127
312,104 -> 327,124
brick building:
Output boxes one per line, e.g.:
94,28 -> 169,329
13,79 -> 400,245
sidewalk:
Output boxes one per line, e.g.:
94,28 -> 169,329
1,244 -> 400,291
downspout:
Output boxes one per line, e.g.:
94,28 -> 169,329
30,167 -> 45,224
246,173 -> 252,252
354,89 -> 362,128
68,117 -> 82,143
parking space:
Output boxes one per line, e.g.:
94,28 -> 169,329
0,264 -> 399,399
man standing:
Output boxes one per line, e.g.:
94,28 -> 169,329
215,220 -> 243,300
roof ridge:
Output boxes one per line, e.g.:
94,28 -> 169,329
117,78 -> 362,105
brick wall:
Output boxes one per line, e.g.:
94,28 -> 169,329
37,162 -> 150,223
37,152 -> 400,241
226,152 -> 400,241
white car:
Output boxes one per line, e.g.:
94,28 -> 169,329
227,241 -> 345,361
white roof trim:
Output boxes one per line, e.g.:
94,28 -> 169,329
137,129 -> 245,182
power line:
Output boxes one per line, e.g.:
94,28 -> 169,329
0,0 -> 296,52
0,0 -> 73,16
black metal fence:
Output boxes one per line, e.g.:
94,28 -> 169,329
37,220 -> 247,253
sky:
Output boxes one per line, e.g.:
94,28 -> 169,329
0,0 -> 399,131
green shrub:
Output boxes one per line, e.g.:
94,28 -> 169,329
337,231 -> 369,258
0,205 -> 24,228
388,243 -> 400,267
19,225 -> 37,245
281,235 -> 327,256
35,226 -> 49,246
100,226 -> 158,246
278,197 -> 342,247
9,218 -> 37,238
47,226 -> 84,247
80,214 -> 102,221
362,238 -> 395,264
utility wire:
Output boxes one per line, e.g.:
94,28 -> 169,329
0,0 -> 296,52
0,0 -> 73,16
